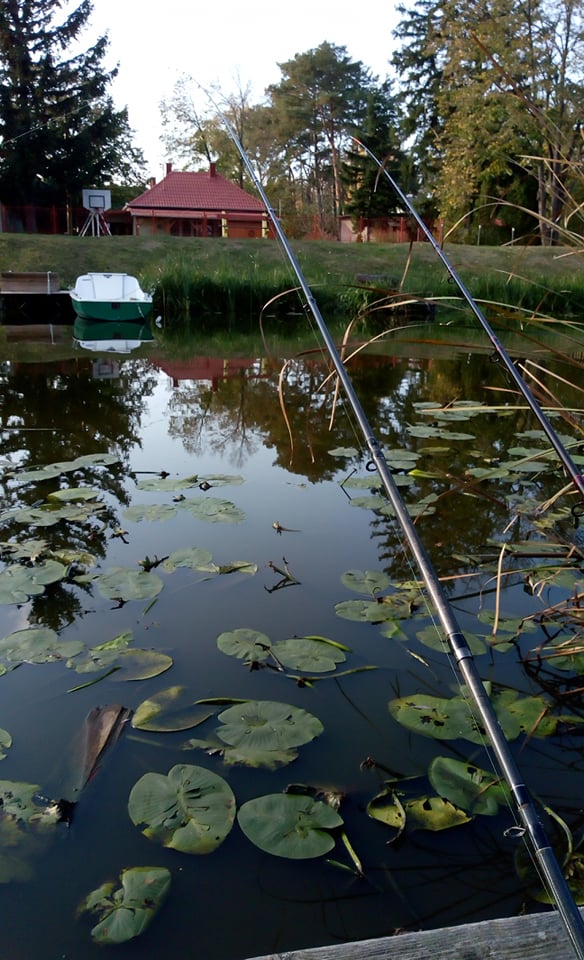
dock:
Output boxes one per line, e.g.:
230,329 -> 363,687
246,906 -> 584,960
0,271 -> 72,323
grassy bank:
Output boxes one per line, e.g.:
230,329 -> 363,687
0,234 -> 581,326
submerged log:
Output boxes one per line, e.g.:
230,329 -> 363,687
245,907 -> 584,960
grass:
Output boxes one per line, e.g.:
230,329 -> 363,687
0,234 -> 582,326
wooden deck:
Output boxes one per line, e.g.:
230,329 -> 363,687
246,907 -> 584,960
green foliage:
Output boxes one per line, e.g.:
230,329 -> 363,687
0,0 -> 145,206
78,866 -> 171,945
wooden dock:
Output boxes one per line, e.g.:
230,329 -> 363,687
0,271 -> 72,323
246,906 -> 584,960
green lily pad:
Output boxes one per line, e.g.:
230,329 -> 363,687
216,700 -> 323,751
0,560 -> 67,604
136,475 -> 201,491
335,595 -> 413,623
132,686 -> 213,732
46,487 -> 101,502
0,539 -> 48,560
124,504 -> 177,522
0,627 -> 84,664
407,425 -> 476,440
238,793 -> 343,859
341,569 -> 391,595
0,728 -> 12,760
128,763 -> 235,854
183,736 -> 299,770
78,866 -> 171,944
271,636 -> 347,673
416,624 -> 487,655
112,649 -> 173,682
162,547 -> 215,573
329,447 -> 359,457
428,756 -> 510,815
96,567 -> 163,602
177,497 -> 245,523
371,791 -> 470,832
216,628 -> 272,662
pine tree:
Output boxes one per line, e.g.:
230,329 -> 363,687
0,0 -> 144,208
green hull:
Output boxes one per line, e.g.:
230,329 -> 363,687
71,299 -> 153,322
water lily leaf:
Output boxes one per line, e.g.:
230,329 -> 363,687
177,497 -> 245,523
367,787 -> 406,836
46,487 -> 101,502
137,475 -> 201,491
389,692 -> 488,744
271,636 -> 347,673
428,756 -> 510,815
96,567 -> 163,601
0,539 -> 48,560
416,624 -> 487,655
217,628 -> 272,662
349,494 -> 387,511
0,627 -> 83,663
379,620 -> 409,641
0,728 -> 12,760
404,796 -> 471,831
124,504 -> 177,522
329,447 -> 359,457
216,700 -> 323,751
162,547 -> 215,573
183,736 -> 299,770
79,866 -> 171,944
341,569 -> 391,595
200,474 -> 245,486
8,465 -> 63,484
335,595 -> 412,623
48,547 -> 98,569
238,793 -> 343,859
216,560 -> 258,575
407,425 -> 476,440
74,453 -> 120,468
132,686 -> 213,732
111,649 -> 173,682
492,689 -> 559,738
128,763 -> 235,854
0,565 -> 51,603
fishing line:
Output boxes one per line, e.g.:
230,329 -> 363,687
203,89 -> 584,959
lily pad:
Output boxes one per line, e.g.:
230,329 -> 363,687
216,700 -> 323,750
416,624 -> 487,655
132,686 -> 213,732
124,504 -> 177,523
399,795 -> 470,832
217,628 -> 272,662
96,567 -> 163,602
0,728 -> 12,760
0,627 -> 84,664
341,569 -> 391,595
329,447 -> 359,457
183,736 -> 299,770
0,560 -> 67,604
0,539 -> 48,561
47,487 -> 101,502
128,763 -> 235,853
177,497 -> 245,523
271,636 -> 347,673
428,756 -> 510,816
162,547 -> 215,573
238,793 -> 343,859
78,866 -> 171,944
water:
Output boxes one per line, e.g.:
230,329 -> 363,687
0,321 -> 583,959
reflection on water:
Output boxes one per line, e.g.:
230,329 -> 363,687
73,316 -> 155,355
0,319 -> 583,959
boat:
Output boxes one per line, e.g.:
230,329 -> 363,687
69,272 -> 153,322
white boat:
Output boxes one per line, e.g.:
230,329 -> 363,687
69,273 -> 153,322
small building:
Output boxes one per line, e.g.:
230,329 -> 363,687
125,163 -> 273,239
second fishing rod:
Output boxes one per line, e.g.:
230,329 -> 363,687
208,100 -> 584,960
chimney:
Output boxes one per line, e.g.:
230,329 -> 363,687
148,177 -> 156,188
209,162 -> 216,178
166,162 -> 173,175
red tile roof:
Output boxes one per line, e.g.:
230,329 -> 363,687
128,168 -> 266,215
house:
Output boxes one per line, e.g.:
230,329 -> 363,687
125,162 -> 274,239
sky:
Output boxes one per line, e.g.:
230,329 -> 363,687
82,0 -> 398,178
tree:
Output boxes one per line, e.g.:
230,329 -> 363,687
0,0 -> 145,210
342,81 -> 414,227
391,0 -> 584,242
267,43 -> 375,231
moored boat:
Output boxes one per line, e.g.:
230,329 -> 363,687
69,272 -> 153,322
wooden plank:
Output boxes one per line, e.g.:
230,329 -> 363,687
246,908 -> 584,960
1,271 -> 60,293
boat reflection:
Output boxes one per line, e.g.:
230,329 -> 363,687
73,316 -> 154,355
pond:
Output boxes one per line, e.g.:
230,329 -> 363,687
0,316 -> 583,960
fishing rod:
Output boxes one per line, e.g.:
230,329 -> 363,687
209,101 -> 584,959
353,137 -> 584,506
